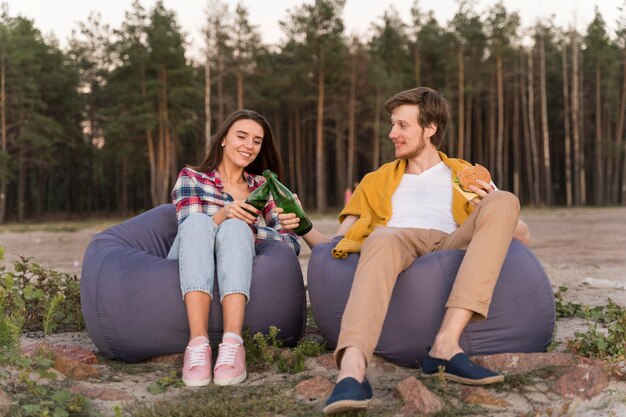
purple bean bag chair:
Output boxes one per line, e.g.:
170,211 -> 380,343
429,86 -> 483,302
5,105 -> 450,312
81,204 -> 306,362
307,237 -> 555,367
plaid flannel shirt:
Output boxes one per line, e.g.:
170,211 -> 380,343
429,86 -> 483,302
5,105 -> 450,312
171,167 -> 300,255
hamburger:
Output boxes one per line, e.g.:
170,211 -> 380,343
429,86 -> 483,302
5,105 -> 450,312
456,164 -> 491,192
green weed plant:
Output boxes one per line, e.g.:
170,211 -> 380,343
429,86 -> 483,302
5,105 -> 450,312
568,307 -> 626,362
556,286 -> 626,361
556,286 -> 624,324
554,285 -> 625,362
0,247 -> 91,416
1,253 -> 83,333
244,326 -> 327,374
147,371 -> 185,394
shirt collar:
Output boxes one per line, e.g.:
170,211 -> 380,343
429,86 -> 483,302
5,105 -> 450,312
208,169 -> 262,190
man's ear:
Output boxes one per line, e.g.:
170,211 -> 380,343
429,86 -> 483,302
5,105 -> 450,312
424,123 -> 437,140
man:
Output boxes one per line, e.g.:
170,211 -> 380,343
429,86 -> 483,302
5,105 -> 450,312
277,87 -> 530,414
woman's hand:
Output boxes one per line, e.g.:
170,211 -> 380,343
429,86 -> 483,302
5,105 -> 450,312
218,200 -> 259,225
469,179 -> 495,208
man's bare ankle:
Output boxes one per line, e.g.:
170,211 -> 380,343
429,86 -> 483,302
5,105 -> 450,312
428,336 -> 463,360
429,342 -> 462,360
337,348 -> 367,382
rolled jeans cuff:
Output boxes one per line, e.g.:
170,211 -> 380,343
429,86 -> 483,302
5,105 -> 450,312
220,289 -> 251,304
182,287 -> 213,300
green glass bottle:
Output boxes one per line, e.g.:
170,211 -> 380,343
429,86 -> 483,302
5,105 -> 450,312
263,169 -> 313,236
244,180 -> 270,217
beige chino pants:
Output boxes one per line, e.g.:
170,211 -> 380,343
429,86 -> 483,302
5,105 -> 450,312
334,191 -> 521,366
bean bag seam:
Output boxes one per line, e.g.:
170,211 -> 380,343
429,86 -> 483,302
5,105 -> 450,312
514,242 -> 556,344
92,242 -> 113,358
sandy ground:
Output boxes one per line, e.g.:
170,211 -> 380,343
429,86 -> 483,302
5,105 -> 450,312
1,206 -> 625,307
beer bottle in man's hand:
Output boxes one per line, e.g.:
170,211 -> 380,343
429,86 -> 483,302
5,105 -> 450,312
263,170 -> 313,236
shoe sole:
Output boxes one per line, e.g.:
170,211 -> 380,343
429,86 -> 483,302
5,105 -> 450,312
214,371 -> 247,386
322,399 -> 371,415
422,372 -> 504,385
182,377 -> 212,387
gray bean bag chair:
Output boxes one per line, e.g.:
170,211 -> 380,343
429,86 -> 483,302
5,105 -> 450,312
308,237 -> 555,367
81,204 -> 306,362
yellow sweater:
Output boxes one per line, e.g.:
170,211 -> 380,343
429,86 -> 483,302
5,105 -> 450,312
332,152 -> 479,258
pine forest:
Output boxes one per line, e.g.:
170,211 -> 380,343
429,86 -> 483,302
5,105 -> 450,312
1,0 -> 626,221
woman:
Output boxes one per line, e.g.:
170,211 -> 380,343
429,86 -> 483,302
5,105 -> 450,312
167,110 -> 299,387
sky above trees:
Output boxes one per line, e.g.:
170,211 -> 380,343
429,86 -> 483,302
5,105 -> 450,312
4,0 -> 626,55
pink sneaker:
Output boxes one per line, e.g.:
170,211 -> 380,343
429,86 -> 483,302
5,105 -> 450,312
182,336 -> 212,387
213,337 -> 247,386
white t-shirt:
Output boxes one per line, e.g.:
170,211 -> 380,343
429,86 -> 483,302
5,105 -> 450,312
386,162 -> 458,234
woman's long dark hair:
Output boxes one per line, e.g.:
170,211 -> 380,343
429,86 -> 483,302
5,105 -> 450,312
190,110 -> 283,180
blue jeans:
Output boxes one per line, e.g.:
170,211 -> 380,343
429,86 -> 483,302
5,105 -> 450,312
167,213 -> 255,302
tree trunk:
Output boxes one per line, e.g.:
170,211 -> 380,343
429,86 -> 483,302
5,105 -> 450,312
571,32 -> 583,205
502,87 -> 510,191
288,109 -> 295,187
157,67 -> 167,205
217,52 -> 224,129
204,54 -> 212,155
0,49 -> 6,223
295,106 -> 304,204
273,111 -> 281,175
315,46 -> 326,212
236,67 -> 244,110
605,102 -> 613,203
140,60 -> 158,207
306,113 -> 314,204
520,54 -> 534,204
513,54 -> 521,197
334,104 -> 346,208
475,94 -> 483,165
527,50 -> 541,205
373,89 -> 382,170
539,35 -> 553,205
457,46 -> 465,159
579,48 -> 587,205
496,52 -> 504,185
594,63 -> 603,205
347,51 -> 356,187
562,45 -> 573,206
618,47 -> 626,203
445,70 -> 454,157
488,75 -> 496,170
465,93 -> 472,160
156,64 -> 173,205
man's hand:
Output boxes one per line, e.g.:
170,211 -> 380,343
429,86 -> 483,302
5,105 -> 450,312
274,194 -> 332,248
468,179 -> 495,207
274,193 -> 302,230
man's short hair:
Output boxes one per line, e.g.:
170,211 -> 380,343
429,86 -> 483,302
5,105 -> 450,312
383,87 -> 449,148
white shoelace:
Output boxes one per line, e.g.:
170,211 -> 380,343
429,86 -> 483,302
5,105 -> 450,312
215,342 -> 240,368
186,342 -> 210,368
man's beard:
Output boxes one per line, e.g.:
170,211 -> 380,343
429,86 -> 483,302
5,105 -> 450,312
396,133 -> 427,159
